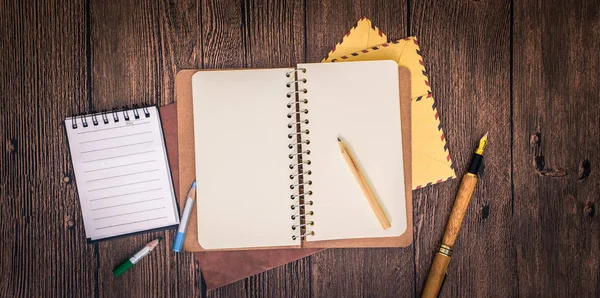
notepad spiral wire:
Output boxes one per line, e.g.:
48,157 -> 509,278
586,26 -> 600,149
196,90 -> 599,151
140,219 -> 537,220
68,105 -> 152,129
286,68 -> 315,241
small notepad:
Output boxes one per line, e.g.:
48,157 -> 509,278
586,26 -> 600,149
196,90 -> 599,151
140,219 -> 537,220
64,106 -> 179,241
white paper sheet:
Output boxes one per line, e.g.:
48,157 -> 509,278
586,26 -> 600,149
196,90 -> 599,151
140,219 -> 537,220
65,106 -> 179,241
298,61 -> 407,241
192,69 -> 299,249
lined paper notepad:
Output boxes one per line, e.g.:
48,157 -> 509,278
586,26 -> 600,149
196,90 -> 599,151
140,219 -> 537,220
65,106 -> 179,241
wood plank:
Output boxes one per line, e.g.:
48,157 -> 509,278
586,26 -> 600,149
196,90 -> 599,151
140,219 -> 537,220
245,0 -> 305,69
89,0 -> 202,296
201,0 -> 246,69
202,0 -> 308,296
305,0 -> 407,63
156,3 -> 204,296
410,0 -> 516,296
245,258 -> 313,297
0,0 -> 95,296
304,2 -> 412,297
513,0 -> 600,296
2,1 -> 598,296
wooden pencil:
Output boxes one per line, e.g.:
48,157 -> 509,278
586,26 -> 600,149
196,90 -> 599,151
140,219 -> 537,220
337,137 -> 391,230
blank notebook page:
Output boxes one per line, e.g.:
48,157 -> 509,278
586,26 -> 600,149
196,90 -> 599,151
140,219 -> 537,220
192,69 -> 298,249
299,61 -> 407,241
64,106 -> 179,241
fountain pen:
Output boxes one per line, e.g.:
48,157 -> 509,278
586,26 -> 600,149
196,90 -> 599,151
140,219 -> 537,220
422,133 -> 489,298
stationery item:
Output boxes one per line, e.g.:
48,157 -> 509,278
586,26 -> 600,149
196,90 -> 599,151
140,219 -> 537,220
337,137 -> 391,229
422,133 -> 489,298
175,64 -> 413,253
173,66 -> 413,287
64,106 -> 180,241
172,181 -> 196,252
323,19 -> 456,190
192,61 -> 406,250
113,237 -> 163,277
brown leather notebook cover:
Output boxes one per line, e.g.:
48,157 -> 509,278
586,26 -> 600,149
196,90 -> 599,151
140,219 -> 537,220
174,66 -> 413,251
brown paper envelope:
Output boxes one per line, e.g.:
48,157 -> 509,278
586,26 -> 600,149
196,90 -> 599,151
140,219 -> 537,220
174,66 -> 412,250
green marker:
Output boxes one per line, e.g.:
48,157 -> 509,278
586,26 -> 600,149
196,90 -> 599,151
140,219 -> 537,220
113,237 -> 162,277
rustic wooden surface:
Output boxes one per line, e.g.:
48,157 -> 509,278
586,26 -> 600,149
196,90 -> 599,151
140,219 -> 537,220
0,0 -> 598,297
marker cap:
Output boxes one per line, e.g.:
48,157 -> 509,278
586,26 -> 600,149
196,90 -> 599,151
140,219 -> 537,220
172,231 -> 186,252
113,259 -> 134,277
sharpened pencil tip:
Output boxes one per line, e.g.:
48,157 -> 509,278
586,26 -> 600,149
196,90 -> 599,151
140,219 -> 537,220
187,181 -> 197,200
157,237 -> 163,242
337,137 -> 341,141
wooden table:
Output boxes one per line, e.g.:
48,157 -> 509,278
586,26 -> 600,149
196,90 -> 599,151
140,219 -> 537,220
1,0 -> 598,297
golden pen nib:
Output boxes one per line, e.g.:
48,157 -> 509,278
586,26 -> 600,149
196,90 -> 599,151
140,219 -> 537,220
475,132 -> 489,155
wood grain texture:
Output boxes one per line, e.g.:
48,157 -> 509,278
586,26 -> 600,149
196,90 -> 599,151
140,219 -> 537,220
305,1 -> 413,297
513,0 -> 600,296
88,0 -> 202,296
0,1 -> 95,297
410,0 -> 516,297
2,0 -> 600,296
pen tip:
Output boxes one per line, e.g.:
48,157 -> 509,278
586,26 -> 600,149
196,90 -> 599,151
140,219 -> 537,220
157,237 -> 163,242
475,132 -> 489,155
191,181 -> 196,188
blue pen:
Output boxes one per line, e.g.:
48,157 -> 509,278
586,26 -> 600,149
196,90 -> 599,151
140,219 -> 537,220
173,181 -> 196,252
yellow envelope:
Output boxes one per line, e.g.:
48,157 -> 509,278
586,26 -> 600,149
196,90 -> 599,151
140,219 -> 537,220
324,22 -> 456,189
323,17 -> 388,63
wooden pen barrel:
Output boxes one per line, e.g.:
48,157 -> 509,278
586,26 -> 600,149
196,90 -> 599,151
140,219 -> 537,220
422,252 -> 451,298
422,174 -> 478,298
442,174 -> 478,246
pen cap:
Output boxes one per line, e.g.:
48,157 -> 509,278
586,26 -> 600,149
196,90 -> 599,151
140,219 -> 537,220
113,259 -> 134,277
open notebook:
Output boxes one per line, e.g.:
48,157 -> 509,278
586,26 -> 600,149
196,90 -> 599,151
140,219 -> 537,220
64,106 -> 180,241
192,61 -> 407,250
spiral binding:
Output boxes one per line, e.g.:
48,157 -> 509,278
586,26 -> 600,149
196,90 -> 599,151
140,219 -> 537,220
68,105 -> 152,130
286,68 -> 314,241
